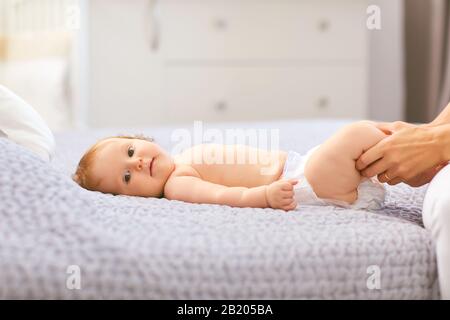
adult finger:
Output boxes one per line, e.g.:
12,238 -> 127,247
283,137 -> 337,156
377,170 -> 396,183
355,140 -> 386,171
387,177 -> 402,185
374,122 -> 394,135
361,158 -> 391,178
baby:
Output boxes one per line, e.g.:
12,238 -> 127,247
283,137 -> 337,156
73,121 -> 391,211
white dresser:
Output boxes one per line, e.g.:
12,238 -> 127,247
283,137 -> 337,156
87,0 -> 370,127
159,0 -> 369,123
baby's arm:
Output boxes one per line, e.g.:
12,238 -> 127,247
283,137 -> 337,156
164,176 -> 298,211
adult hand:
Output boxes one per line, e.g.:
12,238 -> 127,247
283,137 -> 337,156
373,121 -> 419,135
371,121 -> 439,186
355,123 -> 448,186
401,163 -> 447,187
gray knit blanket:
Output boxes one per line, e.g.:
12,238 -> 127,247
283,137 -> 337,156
0,119 -> 439,299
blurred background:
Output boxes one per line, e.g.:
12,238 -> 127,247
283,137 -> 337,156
0,0 -> 449,131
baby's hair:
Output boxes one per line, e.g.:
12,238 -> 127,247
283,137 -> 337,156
72,134 -> 154,191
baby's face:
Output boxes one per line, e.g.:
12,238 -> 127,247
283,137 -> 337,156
90,138 -> 174,197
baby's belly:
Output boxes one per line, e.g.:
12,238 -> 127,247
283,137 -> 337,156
175,145 -> 287,188
193,162 -> 284,187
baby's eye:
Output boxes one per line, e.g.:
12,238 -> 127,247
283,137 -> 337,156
123,170 -> 131,184
128,146 -> 135,157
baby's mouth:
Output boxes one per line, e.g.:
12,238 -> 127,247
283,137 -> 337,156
149,158 -> 154,176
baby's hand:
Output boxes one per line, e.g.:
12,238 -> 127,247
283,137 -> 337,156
266,179 -> 298,211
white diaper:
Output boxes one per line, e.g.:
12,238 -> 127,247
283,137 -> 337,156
281,146 -> 386,210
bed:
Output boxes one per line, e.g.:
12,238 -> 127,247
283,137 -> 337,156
0,119 -> 440,299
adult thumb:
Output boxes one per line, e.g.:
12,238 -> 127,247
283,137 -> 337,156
375,122 -> 393,135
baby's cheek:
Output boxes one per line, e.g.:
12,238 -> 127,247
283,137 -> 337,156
143,177 -> 164,198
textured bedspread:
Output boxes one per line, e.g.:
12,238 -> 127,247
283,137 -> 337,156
0,119 -> 439,299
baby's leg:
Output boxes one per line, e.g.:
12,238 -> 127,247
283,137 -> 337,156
304,121 -> 388,204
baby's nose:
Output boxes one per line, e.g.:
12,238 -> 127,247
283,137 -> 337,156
133,158 -> 143,170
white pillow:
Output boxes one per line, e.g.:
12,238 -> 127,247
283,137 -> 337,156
0,84 -> 55,161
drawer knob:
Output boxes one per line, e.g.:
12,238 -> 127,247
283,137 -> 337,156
214,101 -> 228,112
212,18 -> 228,31
316,97 -> 329,109
317,19 -> 331,32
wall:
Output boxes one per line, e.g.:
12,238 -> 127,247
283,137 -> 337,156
85,0 -> 406,127
87,0 -> 165,128
368,0 -> 405,122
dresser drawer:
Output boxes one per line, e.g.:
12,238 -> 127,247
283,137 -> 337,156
163,65 -> 367,123
159,0 -> 367,61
